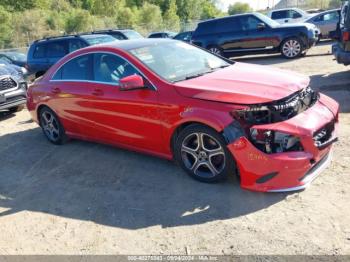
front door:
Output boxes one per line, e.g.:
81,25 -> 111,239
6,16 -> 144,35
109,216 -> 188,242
88,53 -> 163,152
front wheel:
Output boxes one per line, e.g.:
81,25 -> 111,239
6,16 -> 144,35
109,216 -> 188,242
281,38 -> 303,59
174,124 -> 236,183
39,107 -> 67,145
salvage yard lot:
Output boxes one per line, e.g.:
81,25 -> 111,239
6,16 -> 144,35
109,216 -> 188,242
0,43 -> 349,255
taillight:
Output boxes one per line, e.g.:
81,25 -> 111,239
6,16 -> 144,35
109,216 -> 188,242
343,31 -> 350,41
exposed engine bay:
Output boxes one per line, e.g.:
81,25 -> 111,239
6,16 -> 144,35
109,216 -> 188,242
232,87 -> 318,154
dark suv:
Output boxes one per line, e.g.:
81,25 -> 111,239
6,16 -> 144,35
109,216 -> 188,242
27,34 -> 117,78
191,13 -> 319,59
332,1 -> 350,65
91,29 -> 143,40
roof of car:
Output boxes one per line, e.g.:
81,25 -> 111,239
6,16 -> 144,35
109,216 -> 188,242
84,38 -> 176,51
198,12 -> 257,24
92,29 -> 136,33
34,33 -> 111,43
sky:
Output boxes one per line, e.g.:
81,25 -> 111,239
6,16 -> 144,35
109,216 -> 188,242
216,0 -> 282,11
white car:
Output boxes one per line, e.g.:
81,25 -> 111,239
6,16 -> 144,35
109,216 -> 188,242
267,8 -> 315,24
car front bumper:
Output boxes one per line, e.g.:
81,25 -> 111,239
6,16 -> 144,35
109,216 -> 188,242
0,84 -> 27,110
332,43 -> 350,66
227,94 -> 339,192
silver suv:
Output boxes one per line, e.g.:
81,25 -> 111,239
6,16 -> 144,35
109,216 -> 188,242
0,65 -> 27,113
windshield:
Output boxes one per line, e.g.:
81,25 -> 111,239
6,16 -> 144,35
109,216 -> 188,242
81,35 -> 117,45
254,13 -> 280,27
124,30 -> 144,39
129,41 -> 230,83
6,52 -> 27,62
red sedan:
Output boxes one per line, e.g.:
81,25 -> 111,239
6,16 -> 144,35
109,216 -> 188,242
27,39 -> 339,192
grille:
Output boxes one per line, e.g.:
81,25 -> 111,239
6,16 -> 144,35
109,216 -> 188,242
0,77 -> 17,91
313,121 -> 335,148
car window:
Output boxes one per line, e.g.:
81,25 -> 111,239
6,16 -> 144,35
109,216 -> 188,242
93,53 -> 139,84
216,17 -> 242,33
271,10 -> 288,20
196,21 -> 218,35
240,16 -> 261,31
290,10 -> 302,19
323,12 -> 340,21
52,54 -> 92,81
47,41 -> 67,58
33,44 -> 46,59
110,33 -> 126,40
68,39 -> 86,53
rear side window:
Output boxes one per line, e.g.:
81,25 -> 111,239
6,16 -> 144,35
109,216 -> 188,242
52,54 -> 93,81
47,41 -> 67,58
271,10 -> 288,20
68,39 -> 86,53
196,21 -> 218,35
33,44 -> 46,59
110,33 -> 126,40
216,17 -> 242,33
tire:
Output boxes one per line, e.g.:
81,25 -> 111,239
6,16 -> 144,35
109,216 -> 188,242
39,107 -> 67,145
281,37 -> 303,59
9,105 -> 24,113
174,124 -> 236,183
208,45 -> 224,57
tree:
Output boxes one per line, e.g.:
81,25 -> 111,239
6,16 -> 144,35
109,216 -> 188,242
201,0 -> 223,19
65,9 -> 93,33
0,5 -> 12,48
328,0 -> 342,9
228,2 -> 252,15
163,0 -> 180,31
137,2 -> 163,32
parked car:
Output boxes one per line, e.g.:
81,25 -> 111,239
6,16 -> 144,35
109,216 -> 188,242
0,63 -> 27,113
27,39 -> 339,192
191,13 -> 319,59
332,0 -> 350,65
173,31 -> 193,42
305,9 -> 340,39
148,31 -> 177,38
91,29 -> 144,40
0,51 -> 27,67
0,57 -> 28,78
27,34 -> 118,78
267,8 -> 314,24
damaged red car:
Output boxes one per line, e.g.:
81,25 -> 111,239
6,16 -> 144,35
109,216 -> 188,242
27,39 -> 339,192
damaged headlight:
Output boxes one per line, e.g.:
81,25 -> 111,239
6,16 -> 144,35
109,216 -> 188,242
233,87 -> 318,125
249,129 -> 303,154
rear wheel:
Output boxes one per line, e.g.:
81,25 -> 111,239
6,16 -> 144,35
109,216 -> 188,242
9,105 -> 24,113
208,46 -> 224,57
174,124 -> 235,183
281,38 -> 303,59
39,107 -> 67,145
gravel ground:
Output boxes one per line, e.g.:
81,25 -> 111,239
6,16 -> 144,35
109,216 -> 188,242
0,43 -> 349,255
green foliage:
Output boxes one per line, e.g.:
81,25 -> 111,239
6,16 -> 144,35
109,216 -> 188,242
228,2 -> 252,15
328,0 -> 342,9
0,0 -> 223,48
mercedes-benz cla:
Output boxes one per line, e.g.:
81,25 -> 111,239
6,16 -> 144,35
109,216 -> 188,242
26,39 -> 339,192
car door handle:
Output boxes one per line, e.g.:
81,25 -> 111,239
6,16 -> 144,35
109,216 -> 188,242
92,88 -> 104,96
52,87 -> 61,94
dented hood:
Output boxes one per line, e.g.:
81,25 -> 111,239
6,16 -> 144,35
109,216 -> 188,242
174,62 -> 310,105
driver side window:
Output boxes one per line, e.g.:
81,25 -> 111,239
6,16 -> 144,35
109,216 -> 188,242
93,53 -> 139,84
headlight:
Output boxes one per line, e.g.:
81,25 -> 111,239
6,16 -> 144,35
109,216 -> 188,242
249,129 -> 303,154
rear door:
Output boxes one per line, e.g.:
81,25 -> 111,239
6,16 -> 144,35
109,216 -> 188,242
46,40 -> 69,68
313,11 -> 340,37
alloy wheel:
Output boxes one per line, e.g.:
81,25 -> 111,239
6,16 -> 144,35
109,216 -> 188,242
181,132 -> 226,178
41,111 -> 60,142
209,47 -> 222,56
282,39 -> 301,58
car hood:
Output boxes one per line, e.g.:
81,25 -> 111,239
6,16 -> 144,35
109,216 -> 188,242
174,62 -> 310,105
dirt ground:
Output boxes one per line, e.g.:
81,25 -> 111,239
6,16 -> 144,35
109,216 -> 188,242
0,42 -> 349,255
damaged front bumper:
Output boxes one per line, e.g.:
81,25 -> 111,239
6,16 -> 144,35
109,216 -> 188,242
227,94 -> 339,192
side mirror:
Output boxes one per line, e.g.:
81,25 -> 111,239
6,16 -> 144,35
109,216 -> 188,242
257,23 -> 266,30
120,74 -> 145,91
